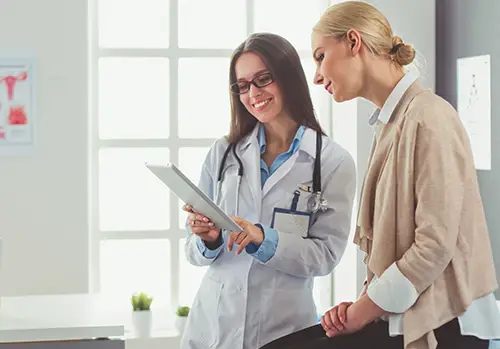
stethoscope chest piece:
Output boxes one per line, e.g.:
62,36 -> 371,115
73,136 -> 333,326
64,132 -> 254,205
307,191 -> 328,213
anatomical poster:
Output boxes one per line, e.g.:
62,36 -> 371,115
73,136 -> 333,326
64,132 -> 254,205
0,57 -> 35,156
457,54 -> 491,171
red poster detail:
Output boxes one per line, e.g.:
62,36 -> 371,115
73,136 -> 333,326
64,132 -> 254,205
0,72 -> 28,100
8,106 -> 27,125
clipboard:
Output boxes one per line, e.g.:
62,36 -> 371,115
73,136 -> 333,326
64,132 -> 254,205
145,162 -> 243,233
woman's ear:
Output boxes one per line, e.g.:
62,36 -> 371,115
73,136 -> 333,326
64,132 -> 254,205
346,29 -> 361,56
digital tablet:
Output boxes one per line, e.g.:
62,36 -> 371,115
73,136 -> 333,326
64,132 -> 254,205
145,162 -> 243,233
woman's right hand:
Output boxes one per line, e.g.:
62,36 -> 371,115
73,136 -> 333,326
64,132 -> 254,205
183,205 -> 220,242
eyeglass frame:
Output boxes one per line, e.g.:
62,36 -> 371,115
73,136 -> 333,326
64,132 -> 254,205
230,71 -> 275,95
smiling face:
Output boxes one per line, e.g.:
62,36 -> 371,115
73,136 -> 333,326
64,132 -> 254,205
233,52 -> 287,124
311,31 -> 364,103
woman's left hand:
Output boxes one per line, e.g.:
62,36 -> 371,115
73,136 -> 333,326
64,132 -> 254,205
321,301 -> 353,334
323,302 -> 366,337
323,295 -> 387,337
228,217 -> 264,255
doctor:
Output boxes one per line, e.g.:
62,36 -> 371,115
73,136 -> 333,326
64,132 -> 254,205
179,32 -> 356,349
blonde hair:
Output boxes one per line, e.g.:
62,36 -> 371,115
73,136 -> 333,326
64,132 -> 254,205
313,1 -> 415,67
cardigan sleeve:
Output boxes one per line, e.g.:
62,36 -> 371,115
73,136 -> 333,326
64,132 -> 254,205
395,112 -> 468,295
367,262 -> 418,313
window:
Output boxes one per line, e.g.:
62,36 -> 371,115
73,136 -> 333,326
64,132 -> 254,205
326,0 -> 359,306
331,99 -> 358,304
90,0 -> 335,312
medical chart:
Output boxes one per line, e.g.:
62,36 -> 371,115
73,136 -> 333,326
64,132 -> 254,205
457,54 -> 491,170
0,57 -> 35,156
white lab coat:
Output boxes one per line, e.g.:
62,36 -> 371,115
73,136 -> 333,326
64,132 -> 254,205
180,126 -> 356,349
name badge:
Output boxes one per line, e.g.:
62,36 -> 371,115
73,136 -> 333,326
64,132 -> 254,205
271,208 -> 312,238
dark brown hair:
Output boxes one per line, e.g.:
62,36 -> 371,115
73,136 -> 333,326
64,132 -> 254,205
227,32 -> 325,144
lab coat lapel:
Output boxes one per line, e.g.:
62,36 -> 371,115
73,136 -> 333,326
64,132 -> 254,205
238,126 -> 262,218
262,151 -> 299,198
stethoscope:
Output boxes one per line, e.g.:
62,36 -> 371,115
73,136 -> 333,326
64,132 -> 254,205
215,131 -> 328,217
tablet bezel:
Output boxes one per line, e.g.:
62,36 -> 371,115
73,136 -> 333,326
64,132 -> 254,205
145,162 -> 243,233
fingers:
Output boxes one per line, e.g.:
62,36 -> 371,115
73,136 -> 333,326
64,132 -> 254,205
326,308 -> 343,338
188,212 -> 211,223
227,231 -> 236,252
326,328 -> 340,338
227,231 -> 249,253
234,231 -> 246,245
226,218 -> 250,254
189,222 -> 214,230
182,204 -> 193,213
188,211 -> 216,237
187,213 -> 214,228
337,302 -> 352,324
190,220 -> 214,229
321,308 -> 335,331
322,312 -> 341,338
184,206 -> 213,227
236,235 -> 251,255
331,306 -> 344,332
320,314 -> 328,332
322,302 -> 354,337
321,306 -> 344,338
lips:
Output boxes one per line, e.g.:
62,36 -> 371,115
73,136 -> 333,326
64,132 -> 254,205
324,82 -> 333,95
252,98 -> 272,111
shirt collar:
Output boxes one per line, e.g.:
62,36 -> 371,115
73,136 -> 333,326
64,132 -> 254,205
258,123 -> 305,154
368,69 -> 420,126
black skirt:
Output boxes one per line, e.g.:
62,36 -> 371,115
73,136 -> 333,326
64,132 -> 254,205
259,318 -> 489,349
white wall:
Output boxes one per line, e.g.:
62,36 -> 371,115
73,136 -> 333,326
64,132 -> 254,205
0,0 -> 89,295
351,0 -> 436,293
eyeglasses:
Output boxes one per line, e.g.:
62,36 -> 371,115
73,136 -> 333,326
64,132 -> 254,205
230,72 -> 274,95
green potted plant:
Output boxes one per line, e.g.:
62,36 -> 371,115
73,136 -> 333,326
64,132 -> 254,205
130,292 -> 153,337
175,305 -> 190,333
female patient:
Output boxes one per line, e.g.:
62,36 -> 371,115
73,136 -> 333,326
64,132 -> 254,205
261,1 -> 500,349
180,32 -> 356,349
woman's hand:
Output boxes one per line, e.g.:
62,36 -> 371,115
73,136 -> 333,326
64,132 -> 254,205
227,217 -> 265,255
321,301 -> 353,335
322,295 -> 387,338
183,205 -> 220,242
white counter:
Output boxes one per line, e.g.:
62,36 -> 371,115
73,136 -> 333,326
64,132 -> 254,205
0,294 -> 124,343
0,294 -> 497,347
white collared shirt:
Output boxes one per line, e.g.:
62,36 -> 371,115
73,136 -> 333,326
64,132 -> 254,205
366,70 -> 500,340
368,68 -> 419,126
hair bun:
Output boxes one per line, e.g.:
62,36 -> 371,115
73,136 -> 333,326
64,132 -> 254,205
391,36 -> 403,47
390,36 -> 415,66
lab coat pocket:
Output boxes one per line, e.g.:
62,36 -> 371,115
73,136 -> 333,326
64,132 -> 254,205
276,184 -> 312,213
258,289 -> 317,348
186,276 -> 223,348
276,191 -> 294,211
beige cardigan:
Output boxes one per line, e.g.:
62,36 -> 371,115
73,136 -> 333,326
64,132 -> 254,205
354,82 -> 498,349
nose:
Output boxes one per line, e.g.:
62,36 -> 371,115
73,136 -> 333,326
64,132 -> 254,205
313,67 -> 324,85
248,83 -> 262,97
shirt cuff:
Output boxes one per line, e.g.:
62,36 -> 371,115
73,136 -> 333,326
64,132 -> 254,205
246,224 -> 278,263
196,236 -> 223,259
366,262 -> 419,313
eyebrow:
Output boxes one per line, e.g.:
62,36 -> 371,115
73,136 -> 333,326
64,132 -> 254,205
236,69 -> 269,82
